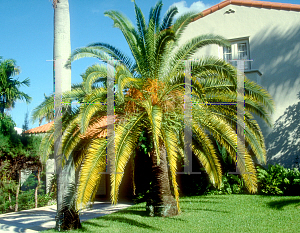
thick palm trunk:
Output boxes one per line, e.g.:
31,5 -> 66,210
53,0 -> 80,230
146,144 -> 178,217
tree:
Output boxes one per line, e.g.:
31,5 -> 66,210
0,58 -> 31,114
46,0 -> 79,230
0,113 -> 42,212
33,0 -> 274,217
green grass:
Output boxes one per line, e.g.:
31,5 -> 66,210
43,194 -> 300,233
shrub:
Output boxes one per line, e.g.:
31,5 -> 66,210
205,173 -> 245,195
256,164 -> 300,196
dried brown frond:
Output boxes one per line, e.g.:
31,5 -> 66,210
125,87 -> 144,114
143,79 -> 165,105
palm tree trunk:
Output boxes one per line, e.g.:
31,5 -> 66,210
53,0 -> 80,230
146,143 -> 178,217
14,170 -> 21,211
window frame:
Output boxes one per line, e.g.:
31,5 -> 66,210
219,37 -> 251,70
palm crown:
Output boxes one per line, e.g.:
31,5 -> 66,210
0,58 -> 31,114
33,0 -> 274,216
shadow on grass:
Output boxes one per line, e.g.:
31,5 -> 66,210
79,222 -> 107,231
180,200 -> 218,204
181,195 -> 228,199
267,198 -> 300,210
115,208 -> 186,222
117,209 -> 149,217
182,208 -> 229,213
100,216 -> 161,231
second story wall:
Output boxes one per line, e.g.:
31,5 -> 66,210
178,4 -> 300,136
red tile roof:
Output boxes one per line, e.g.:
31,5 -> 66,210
24,116 -> 112,139
192,0 -> 300,21
25,121 -> 54,134
80,116 -> 108,139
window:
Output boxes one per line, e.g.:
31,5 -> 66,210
220,38 -> 251,70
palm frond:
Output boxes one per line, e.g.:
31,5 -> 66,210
192,122 -> 222,188
87,42 -> 134,71
111,113 -> 145,204
80,64 -> 107,93
162,126 -> 181,212
142,100 -> 162,165
149,0 -> 163,33
160,5 -> 178,31
76,138 -> 107,210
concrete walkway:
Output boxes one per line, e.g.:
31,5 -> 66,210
0,202 -> 133,232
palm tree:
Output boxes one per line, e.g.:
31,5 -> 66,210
0,58 -> 31,114
34,0 -> 274,217
51,0 -> 80,230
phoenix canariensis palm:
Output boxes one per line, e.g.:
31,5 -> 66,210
34,0 -> 274,217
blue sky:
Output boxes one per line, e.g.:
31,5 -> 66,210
1,0 -> 299,129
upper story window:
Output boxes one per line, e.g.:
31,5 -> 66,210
220,38 -> 251,70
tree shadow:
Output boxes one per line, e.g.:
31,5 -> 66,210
116,209 -> 149,217
266,198 -> 300,210
181,207 -> 229,213
78,222 -> 107,231
264,101 -> 300,169
180,199 -> 218,204
249,24 -> 300,169
99,216 -> 161,231
181,195 -> 228,200
115,208 -> 186,221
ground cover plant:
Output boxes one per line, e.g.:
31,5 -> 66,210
42,194 -> 300,233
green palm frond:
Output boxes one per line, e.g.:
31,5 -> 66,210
142,101 -> 162,165
87,42 -> 134,71
191,57 -> 237,86
145,17 -> 156,78
111,113 -> 145,204
76,137 -> 107,210
160,5 -> 178,31
167,35 -> 230,77
31,94 -> 55,125
78,89 -> 107,134
192,122 -> 222,188
39,131 -> 54,164
80,64 -> 107,93
134,2 -> 147,48
149,0 -> 163,33
104,10 -> 144,75
162,126 -> 180,212
68,47 -> 115,66
172,12 -> 202,38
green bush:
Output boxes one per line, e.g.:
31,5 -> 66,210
205,173 -> 245,195
18,189 -> 35,210
256,164 -> 300,196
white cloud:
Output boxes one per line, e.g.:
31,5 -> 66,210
169,1 -> 211,18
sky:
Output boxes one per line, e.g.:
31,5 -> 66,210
1,0 -> 299,130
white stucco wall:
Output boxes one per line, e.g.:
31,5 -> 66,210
179,5 -> 300,136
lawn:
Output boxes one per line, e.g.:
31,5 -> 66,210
43,194 -> 300,233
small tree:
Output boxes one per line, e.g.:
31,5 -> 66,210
0,113 -> 43,212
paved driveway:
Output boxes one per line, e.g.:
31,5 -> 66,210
0,202 -> 133,232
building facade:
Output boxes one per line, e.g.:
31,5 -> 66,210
178,0 -> 300,167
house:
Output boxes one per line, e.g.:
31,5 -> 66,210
178,0 -> 300,168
